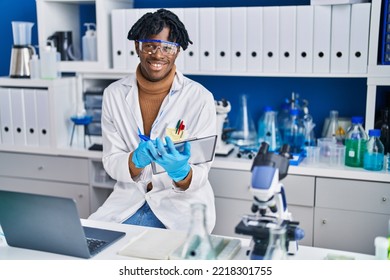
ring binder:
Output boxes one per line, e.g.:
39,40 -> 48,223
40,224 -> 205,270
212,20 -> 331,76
381,0 -> 390,64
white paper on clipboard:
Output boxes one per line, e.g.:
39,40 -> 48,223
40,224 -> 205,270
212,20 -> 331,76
151,135 -> 217,175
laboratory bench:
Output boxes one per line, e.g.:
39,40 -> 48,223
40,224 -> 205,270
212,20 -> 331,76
211,150 -> 390,256
0,218 -> 376,260
1,0 -> 390,261
0,145 -> 389,256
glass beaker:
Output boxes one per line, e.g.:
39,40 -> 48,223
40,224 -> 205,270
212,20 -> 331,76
263,226 -> 288,260
180,203 -> 216,260
12,21 -> 34,45
229,94 -> 257,147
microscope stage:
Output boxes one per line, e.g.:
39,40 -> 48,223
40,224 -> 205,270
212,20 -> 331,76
215,144 -> 235,156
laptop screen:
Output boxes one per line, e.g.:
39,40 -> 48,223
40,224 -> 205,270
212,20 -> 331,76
0,190 -> 125,258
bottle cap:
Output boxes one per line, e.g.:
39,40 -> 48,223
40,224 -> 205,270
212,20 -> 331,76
263,105 -> 273,112
351,116 -> 363,124
289,108 -> 299,116
84,23 -> 96,37
368,129 -> 381,137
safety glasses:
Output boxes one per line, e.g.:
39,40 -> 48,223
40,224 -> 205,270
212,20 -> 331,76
138,39 -> 180,56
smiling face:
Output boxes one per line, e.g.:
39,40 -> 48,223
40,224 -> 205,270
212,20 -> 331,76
135,27 -> 180,82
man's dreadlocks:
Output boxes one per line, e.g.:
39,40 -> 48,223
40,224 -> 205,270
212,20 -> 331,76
127,8 -> 193,51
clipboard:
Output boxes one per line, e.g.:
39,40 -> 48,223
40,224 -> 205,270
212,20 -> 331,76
151,135 -> 217,175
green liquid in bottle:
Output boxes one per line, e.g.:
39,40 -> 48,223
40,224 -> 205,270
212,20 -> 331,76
345,139 -> 366,167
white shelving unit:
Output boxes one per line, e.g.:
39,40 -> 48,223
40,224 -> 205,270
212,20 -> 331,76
36,0 -> 133,72
33,1 -> 390,130
0,77 -> 77,149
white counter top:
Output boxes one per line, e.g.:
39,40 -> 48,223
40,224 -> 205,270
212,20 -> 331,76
1,144 -> 389,182
212,154 -> 390,182
0,219 -> 375,260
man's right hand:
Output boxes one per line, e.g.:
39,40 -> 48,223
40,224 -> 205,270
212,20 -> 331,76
132,140 -> 158,168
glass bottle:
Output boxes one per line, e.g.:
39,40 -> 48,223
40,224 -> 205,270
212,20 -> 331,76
283,108 -> 305,154
229,94 -> 257,147
181,203 -> 216,260
374,108 -> 390,154
303,110 -> 316,148
263,226 -> 288,260
277,102 -> 290,142
364,129 -> 384,171
345,116 -> 368,167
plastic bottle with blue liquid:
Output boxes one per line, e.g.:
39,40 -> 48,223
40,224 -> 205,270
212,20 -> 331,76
364,129 -> 384,171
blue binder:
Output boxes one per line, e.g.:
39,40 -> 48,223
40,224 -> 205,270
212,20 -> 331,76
381,0 -> 390,64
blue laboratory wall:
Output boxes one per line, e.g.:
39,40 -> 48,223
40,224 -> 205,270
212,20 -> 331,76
0,0 -> 369,137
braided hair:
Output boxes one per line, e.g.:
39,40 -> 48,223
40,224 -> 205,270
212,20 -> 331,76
127,8 -> 193,51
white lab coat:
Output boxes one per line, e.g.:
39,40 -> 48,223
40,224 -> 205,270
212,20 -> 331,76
88,70 -> 217,233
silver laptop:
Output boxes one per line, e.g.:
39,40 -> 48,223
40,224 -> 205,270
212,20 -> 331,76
0,190 -> 125,259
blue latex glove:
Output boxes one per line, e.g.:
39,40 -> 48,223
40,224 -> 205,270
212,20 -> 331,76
132,140 -> 159,168
154,136 -> 191,182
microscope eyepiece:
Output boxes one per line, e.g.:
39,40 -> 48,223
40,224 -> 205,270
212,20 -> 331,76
279,144 -> 292,159
258,142 -> 269,154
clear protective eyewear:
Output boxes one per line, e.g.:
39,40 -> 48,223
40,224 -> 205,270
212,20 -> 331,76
138,39 -> 180,56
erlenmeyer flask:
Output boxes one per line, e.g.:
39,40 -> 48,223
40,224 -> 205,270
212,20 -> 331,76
263,226 -> 288,260
180,203 -> 216,260
258,108 -> 281,151
229,94 -> 257,147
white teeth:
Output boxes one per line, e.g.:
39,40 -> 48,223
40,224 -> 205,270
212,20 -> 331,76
151,63 -> 163,68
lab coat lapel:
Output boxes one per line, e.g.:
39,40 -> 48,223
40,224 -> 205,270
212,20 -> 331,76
124,79 -> 144,132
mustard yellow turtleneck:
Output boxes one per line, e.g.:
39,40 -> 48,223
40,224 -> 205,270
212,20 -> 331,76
136,64 -> 176,136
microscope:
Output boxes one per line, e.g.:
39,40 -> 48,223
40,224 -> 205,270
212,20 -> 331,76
215,99 -> 235,156
235,142 -> 304,260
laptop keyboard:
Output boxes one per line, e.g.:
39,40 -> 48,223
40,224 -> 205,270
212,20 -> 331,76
87,238 -> 108,254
